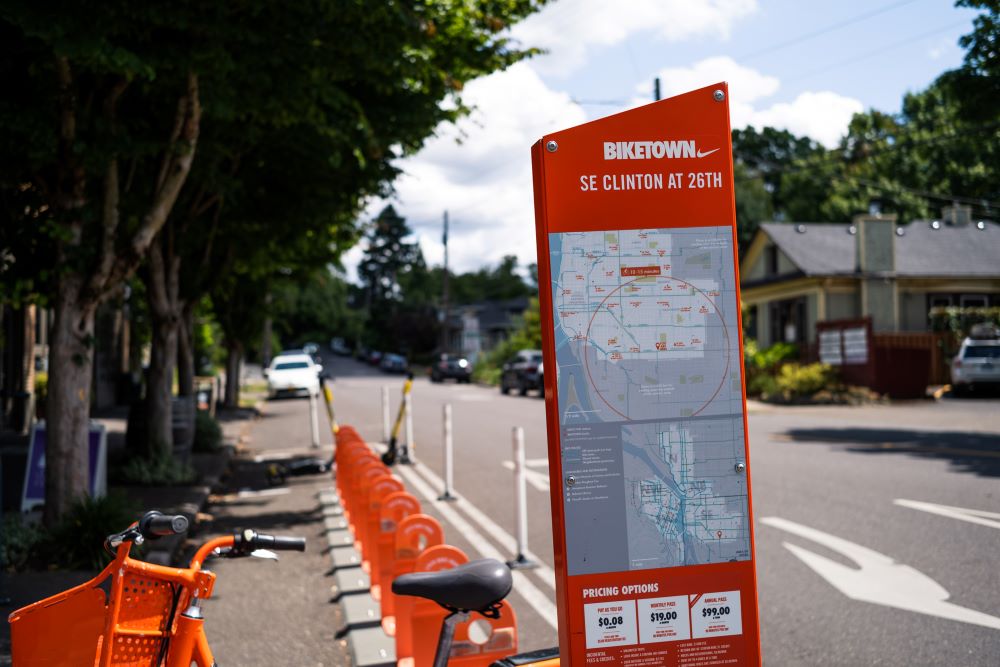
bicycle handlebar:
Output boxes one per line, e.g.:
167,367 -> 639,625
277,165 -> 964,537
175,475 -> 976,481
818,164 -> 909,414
233,528 -> 306,553
138,511 -> 189,539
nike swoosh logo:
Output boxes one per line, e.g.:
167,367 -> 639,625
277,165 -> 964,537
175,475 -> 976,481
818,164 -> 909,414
696,148 -> 720,158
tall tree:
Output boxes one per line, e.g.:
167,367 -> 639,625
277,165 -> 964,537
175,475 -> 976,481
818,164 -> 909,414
2,0 -> 549,520
0,5 -> 206,522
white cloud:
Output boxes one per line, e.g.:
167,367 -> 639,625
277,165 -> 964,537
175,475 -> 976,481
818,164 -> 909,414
512,0 -> 758,75
749,91 -> 863,148
643,57 -> 862,148
362,62 -> 586,275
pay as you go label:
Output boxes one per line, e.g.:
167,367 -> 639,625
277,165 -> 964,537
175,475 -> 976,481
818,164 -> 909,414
583,600 -> 638,648
690,590 -> 742,639
637,596 -> 691,643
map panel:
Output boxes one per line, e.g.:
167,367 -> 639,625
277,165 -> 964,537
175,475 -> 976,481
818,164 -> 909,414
550,226 -> 750,575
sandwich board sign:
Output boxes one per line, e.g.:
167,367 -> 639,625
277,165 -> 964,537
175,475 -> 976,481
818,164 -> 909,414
21,421 -> 108,512
531,83 -> 761,666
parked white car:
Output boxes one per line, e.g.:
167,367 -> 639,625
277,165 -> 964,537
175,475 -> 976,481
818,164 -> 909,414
950,335 -> 1000,395
265,354 -> 322,398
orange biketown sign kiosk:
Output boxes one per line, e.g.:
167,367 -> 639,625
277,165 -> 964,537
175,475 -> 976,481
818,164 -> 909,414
531,83 -> 761,666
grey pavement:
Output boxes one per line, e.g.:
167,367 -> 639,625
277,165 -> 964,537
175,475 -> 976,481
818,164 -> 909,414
195,396 -> 347,666
321,351 -> 1000,666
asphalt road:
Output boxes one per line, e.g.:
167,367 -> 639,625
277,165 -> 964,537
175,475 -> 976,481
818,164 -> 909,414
323,352 -> 1000,666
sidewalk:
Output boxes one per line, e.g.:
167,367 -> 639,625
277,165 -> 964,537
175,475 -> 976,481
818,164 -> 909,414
191,396 -> 347,665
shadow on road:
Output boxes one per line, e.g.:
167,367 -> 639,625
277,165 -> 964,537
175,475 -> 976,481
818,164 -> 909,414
783,427 -> 1000,477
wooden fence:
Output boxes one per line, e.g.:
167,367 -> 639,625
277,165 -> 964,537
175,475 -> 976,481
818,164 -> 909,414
872,331 -> 953,386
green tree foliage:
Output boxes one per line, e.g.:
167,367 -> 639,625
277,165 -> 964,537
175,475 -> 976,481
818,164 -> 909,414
272,270 -> 364,347
360,206 -> 425,306
1,0 -> 548,519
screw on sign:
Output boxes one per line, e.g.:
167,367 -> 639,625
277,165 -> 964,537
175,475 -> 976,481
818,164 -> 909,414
532,83 -> 761,665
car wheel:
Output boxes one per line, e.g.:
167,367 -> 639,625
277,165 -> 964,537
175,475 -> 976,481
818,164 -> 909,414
518,382 -> 528,396
500,379 -> 510,394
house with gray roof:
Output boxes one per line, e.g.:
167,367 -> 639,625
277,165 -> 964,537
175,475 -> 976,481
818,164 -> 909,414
740,205 -> 1000,350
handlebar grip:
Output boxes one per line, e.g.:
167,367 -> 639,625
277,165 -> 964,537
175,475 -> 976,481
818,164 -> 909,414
138,511 -> 189,539
254,534 -> 307,552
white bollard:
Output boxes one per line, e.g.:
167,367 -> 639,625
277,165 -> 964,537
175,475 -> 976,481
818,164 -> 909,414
438,404 -> 456,501
309,390 -> 320,449
403,391 -> 414,463
381,385 -> 391,443
507,426 -> 536,569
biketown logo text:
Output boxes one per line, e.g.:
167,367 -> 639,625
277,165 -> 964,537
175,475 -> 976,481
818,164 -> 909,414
603,140 -> 720,160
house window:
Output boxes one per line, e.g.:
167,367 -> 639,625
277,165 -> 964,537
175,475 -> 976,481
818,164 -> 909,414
765,245 -> 778,276
744,305 -> 758,341
960,294 -> 988,308
769,297 -> 807,346
928,295 -> 952,309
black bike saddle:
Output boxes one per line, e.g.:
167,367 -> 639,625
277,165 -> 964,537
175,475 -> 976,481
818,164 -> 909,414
392,558 -> 513,612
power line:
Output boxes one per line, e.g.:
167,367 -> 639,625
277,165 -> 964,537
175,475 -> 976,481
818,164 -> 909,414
737,0 -> 922,62
785,20 -> 969,83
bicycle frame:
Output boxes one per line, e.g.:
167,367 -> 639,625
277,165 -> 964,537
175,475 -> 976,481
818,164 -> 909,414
8,528 -> 236,667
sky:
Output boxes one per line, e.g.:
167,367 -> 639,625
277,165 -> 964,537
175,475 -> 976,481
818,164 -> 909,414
343,0 -> 980,279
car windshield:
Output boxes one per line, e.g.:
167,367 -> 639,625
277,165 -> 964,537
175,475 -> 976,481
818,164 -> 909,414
963,346 -> 1000,359
274,361 -> 310,370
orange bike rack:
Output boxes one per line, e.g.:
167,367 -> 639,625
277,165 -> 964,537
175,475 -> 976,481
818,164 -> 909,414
397,546 -> 519,667
346,459 -> 386,536
359,474 -> 405,575
380,514 -> 444,636
372,491 -> 422,602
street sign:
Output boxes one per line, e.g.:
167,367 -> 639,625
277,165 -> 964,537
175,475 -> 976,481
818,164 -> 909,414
531,83 -> 761,666
21,421 -> 108,512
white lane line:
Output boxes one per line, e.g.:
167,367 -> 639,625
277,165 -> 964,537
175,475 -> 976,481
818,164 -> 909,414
408,460 -> 557,591
252,449 -> 318,462
394,463 -> 559,630
761,516 -> 1000,631
894,499 -> 1000,530
236,487 -> 291,498
501,461 -> 551,492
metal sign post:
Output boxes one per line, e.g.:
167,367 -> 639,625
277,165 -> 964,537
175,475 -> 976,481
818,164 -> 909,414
532,83 -> 761,665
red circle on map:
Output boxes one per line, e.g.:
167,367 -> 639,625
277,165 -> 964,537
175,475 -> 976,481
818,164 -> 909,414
582,275 -> 731,421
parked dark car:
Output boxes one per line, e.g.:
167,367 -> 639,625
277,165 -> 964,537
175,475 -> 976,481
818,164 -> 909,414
380,353 -> 408,374
500,349 -> 544,395
367,350 -> 384,366
431,353 -> 472,383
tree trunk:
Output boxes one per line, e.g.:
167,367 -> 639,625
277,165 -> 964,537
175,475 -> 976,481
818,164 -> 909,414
44,277 -> 95,526
146,312 -> 178,459
224,344 -> 242,408
260,317 -> 272,369
177,304 -> 195,398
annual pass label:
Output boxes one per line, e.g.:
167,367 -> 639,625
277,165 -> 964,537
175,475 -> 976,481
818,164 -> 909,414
690,590 -> 742,639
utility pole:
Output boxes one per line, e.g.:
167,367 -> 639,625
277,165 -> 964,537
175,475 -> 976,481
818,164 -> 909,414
440,211 -> 450,353
654,77 -> 661,102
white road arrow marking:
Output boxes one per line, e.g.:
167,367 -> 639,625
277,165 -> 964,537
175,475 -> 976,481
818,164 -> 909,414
502,460 -> 551,492
894,499 -> 1000,531
761,516 -> 1000,631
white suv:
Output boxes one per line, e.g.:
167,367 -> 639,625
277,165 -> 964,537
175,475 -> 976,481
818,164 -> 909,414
951,330 -> 1000,395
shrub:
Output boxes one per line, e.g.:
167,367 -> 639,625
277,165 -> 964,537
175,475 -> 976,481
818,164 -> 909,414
2,493 -> 141,572
193,411 -> 223,453
775,362 -> 838,400
114,453 -> 196,486
45,493 -> 142,570
1,513 -> 45,571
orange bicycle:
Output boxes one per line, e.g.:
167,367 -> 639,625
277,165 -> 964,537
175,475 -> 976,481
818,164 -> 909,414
8,510 -> 305,666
